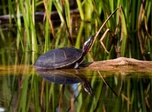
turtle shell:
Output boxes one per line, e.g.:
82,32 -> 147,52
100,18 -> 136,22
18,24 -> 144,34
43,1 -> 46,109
34,48 -> 83,69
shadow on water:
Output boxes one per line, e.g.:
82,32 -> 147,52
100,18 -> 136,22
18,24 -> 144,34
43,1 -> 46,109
0,64 -> 152,112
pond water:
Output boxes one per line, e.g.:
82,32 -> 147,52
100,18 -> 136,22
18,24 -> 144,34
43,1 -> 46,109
0,63 -> 152,112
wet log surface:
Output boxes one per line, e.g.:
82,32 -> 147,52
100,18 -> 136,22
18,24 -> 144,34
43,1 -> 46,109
82,57 -> 152,72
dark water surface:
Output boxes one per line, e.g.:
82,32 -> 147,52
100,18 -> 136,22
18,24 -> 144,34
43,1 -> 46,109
0,64 -> 152,112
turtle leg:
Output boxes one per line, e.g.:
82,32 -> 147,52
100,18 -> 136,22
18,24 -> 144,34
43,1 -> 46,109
74,62 -> 79,69
74,57 -> 85,69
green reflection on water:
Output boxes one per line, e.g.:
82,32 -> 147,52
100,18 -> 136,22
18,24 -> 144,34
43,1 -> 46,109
0,64 -> 152,112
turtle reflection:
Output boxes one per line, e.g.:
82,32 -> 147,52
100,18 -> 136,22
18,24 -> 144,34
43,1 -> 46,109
35,69 -> 92,96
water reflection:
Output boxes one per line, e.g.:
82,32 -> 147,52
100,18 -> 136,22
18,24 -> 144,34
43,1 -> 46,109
0,107 -> 5,112
0,64 -> 152,112
35,68 -> 93,96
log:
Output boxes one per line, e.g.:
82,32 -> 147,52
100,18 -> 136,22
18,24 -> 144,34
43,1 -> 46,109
82,57 -> 152,72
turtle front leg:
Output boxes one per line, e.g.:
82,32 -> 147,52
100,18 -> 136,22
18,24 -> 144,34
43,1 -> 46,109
74,62 -> 79,69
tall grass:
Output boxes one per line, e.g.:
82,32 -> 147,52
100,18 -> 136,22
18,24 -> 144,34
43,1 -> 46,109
0,0 -> 151,60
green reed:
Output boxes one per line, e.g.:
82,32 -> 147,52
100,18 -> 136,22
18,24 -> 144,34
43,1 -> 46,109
0,0 -> 151,60
43,0 -> 52,52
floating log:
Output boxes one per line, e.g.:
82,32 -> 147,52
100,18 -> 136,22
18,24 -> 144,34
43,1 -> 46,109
82,57 -> 152,72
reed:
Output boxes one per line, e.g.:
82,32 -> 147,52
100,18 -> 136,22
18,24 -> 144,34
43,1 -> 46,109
0,0 -> 151,59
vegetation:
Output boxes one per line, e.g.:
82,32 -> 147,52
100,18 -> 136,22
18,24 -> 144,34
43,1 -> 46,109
0,0 -> 152,112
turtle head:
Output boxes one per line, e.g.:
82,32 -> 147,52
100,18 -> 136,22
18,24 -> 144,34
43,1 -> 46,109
82,35 -> 94,55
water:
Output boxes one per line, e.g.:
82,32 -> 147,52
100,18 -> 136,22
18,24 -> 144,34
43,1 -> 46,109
0,63 -> 152,112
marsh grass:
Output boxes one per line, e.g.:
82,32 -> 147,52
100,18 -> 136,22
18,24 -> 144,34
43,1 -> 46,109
0,0 -> 151,60
0,0 -> 152,112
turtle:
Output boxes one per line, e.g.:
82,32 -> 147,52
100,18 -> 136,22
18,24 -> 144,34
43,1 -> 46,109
34,35 -> 94,69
